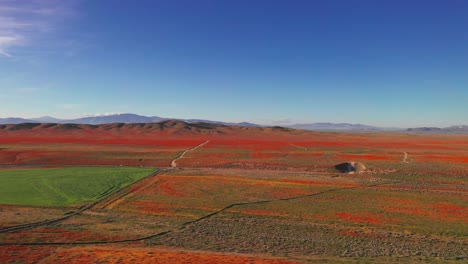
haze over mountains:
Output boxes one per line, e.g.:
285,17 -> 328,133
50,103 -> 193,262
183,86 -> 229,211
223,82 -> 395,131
26,114 -> 259,127
405,125 -> 468,134
0,113 -> 466,133
290,123 -> 381,131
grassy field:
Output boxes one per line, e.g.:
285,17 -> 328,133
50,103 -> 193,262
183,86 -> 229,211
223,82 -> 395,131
0,167 -> 154,206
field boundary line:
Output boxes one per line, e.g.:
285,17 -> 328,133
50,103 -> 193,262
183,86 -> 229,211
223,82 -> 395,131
98,169 -> 169,209
0,179 -> 399,246
0,168 -> 163,234
176,181 -> 398,229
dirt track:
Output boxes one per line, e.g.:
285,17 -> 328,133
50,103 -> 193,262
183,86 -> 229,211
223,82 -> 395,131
290,144 -> 307,151
402,152 -> 409,163
171,140 -> 210,168
0,176 -> 397,246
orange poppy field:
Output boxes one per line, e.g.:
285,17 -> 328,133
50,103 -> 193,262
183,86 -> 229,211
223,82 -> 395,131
0,121 -> 467,263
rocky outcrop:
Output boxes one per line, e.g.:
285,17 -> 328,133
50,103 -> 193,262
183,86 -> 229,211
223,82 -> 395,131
335,162 -> 366,174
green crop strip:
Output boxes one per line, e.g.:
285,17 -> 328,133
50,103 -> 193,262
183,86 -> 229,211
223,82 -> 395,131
0,167 -> 154,206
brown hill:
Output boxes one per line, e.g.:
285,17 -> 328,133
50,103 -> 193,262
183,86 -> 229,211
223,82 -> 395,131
0,120 -> 301,136
0,120 -> 186,131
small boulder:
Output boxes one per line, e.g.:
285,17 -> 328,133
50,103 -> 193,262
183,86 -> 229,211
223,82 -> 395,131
335,161 -> 366,174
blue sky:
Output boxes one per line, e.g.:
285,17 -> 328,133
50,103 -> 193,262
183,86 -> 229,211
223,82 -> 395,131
0,0 -> 467,127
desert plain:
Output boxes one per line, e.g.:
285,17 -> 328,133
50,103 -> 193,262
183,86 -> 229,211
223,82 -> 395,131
0,120 -> 467,263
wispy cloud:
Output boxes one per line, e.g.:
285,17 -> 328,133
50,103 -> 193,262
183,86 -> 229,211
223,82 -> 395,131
0,0 -> 78,58
82,112 -> 123,117
0,35 -> 21,57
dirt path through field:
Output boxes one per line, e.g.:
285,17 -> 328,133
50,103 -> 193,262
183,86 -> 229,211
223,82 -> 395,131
290,144 -> 307,151
280,143 -> 309,160
0,179 -> 397,246
402,152 -> 409,163
171,140 -> 210,168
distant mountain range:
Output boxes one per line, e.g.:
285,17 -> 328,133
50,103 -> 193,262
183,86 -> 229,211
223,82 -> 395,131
0,114 -> 258,127
0,114 -> 466,133
290,123 -> 381,131
406,125 -> 468,134
31,114 -> 164,125
0,118 -> 37,124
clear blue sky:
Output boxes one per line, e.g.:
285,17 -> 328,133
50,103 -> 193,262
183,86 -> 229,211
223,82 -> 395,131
0,0 -> 467,127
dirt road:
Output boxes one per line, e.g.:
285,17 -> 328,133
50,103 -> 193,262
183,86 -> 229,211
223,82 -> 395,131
171,140 -> 210,168
402,152 -> 409,163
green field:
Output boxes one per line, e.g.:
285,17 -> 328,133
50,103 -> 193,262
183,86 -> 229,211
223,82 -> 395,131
0,167 -> 154,206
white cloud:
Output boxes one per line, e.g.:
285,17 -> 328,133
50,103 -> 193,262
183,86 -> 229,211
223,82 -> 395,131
0,49 -> 11,57
0,35 -> 20,56
0,0 -> 78,58
82,112 -> 123,117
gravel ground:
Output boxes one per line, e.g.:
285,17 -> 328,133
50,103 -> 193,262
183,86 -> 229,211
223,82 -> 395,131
150,214 -> 467,260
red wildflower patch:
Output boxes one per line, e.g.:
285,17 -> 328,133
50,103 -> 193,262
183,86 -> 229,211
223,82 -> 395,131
208,139 -> 289,151
382,205 -> 427,216
379,198 -> 468,223
289,152 -> 323,157
272,188 -> 309,199
331,196 -> 346,201
279,179 -> 358,187
416,155 -> 468,164
298,141 -> 354,148
250,151 -> 283,159
44,246 -> 298,264
0,132 -> 205,147
337,153 -> 396,161
130,201 -> 171,214
0,246 -> 56,264
431,202 -> 467,219
158,180 -> 186,197
5,227 -> 124,243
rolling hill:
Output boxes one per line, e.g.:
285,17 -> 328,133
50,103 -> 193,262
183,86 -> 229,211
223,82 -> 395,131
1,114 -> 466,133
